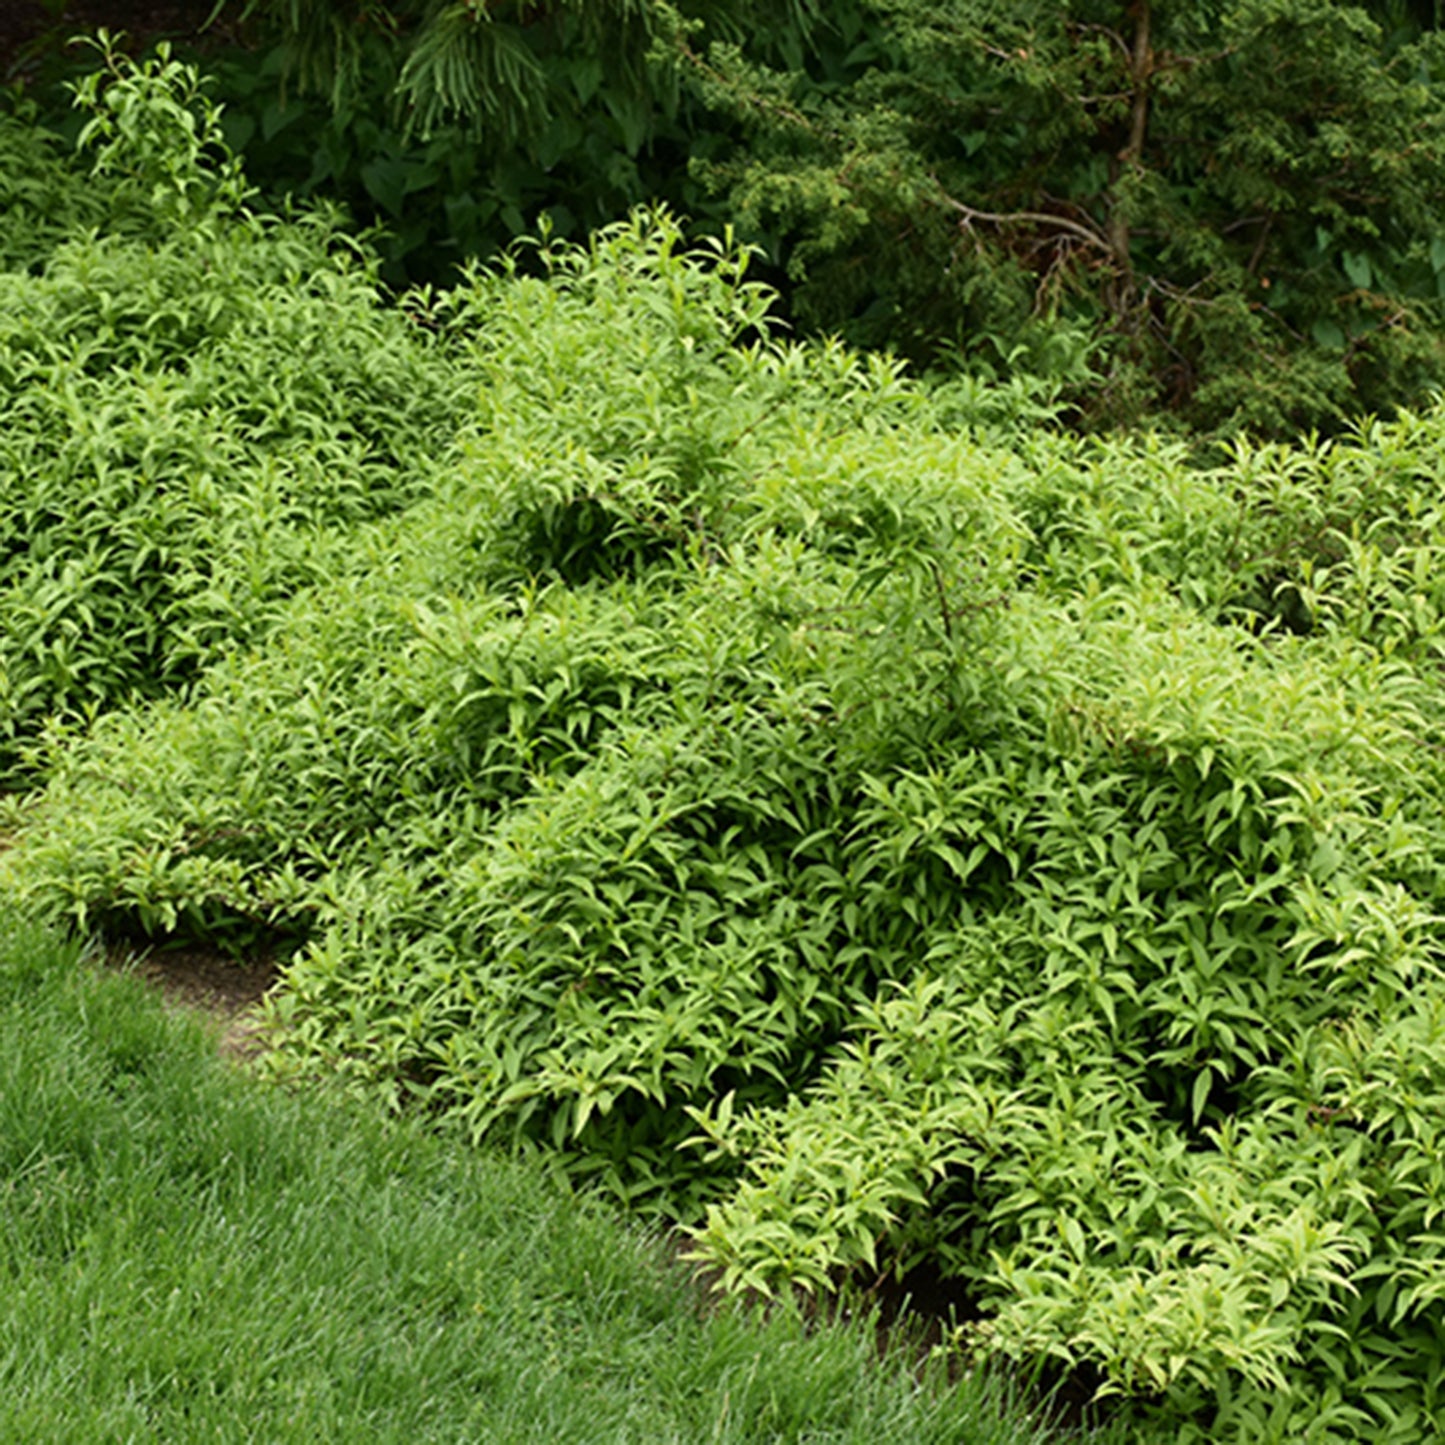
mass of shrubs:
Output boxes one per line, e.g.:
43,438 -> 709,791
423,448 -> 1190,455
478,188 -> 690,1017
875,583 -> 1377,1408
5,49 -> 1445,1443
0,44 -> 458,780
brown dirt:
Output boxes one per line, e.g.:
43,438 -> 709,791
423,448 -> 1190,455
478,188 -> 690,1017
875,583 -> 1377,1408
107,943 -> 281,1061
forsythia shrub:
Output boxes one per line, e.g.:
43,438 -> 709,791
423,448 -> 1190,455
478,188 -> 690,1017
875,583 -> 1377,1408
6,50 -> 1445,1444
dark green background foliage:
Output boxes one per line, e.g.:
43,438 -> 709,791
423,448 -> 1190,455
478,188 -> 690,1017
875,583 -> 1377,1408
14,0 -> 789,290
8,46 -> 1445,1444
17,0 -> 1445,432
207,0 -> 1445,432
685,0 -> 1445,431
196,0 -> 706,289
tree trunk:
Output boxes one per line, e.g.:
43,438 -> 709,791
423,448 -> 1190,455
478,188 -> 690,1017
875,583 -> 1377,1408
1104,0 -> 1152,318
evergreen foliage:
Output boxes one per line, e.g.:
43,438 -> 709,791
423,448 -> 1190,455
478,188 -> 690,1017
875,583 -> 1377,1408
678,0 -> 1445,431
8,50 -> 1445,1440
234,0 -> 659,137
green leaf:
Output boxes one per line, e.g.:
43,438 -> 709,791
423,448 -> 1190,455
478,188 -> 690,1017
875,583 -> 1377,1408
360,157 -> 409,219
1342,250 -> 1373,289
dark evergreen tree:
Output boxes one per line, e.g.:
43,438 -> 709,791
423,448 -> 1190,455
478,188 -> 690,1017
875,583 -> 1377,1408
678,0 -> 1445,430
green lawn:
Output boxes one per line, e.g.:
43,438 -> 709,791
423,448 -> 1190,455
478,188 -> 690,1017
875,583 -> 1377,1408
0,915 -> 1101,1444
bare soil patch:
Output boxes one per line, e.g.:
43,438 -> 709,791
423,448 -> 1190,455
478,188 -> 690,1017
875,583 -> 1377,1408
108,944 -> 280,1061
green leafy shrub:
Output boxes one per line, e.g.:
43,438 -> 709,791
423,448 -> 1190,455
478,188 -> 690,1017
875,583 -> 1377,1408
8,54 -> 1445,1442
0,98 -> 119,271
0,45 -> 468,779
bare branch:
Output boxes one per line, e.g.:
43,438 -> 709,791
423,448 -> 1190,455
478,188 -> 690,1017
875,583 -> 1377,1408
936,193 -> 1113,254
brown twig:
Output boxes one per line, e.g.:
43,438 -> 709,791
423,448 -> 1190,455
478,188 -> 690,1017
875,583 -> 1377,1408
936,195 -> 1112,254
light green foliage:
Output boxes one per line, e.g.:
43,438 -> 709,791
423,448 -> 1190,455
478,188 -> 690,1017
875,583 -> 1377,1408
0,100 -> 119,271
68,33 -> 254,225
8,54 -> 1445,1441
0,45 -> 465,778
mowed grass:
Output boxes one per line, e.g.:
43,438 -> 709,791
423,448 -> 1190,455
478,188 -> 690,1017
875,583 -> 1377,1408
0,917 -> 1091,1445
